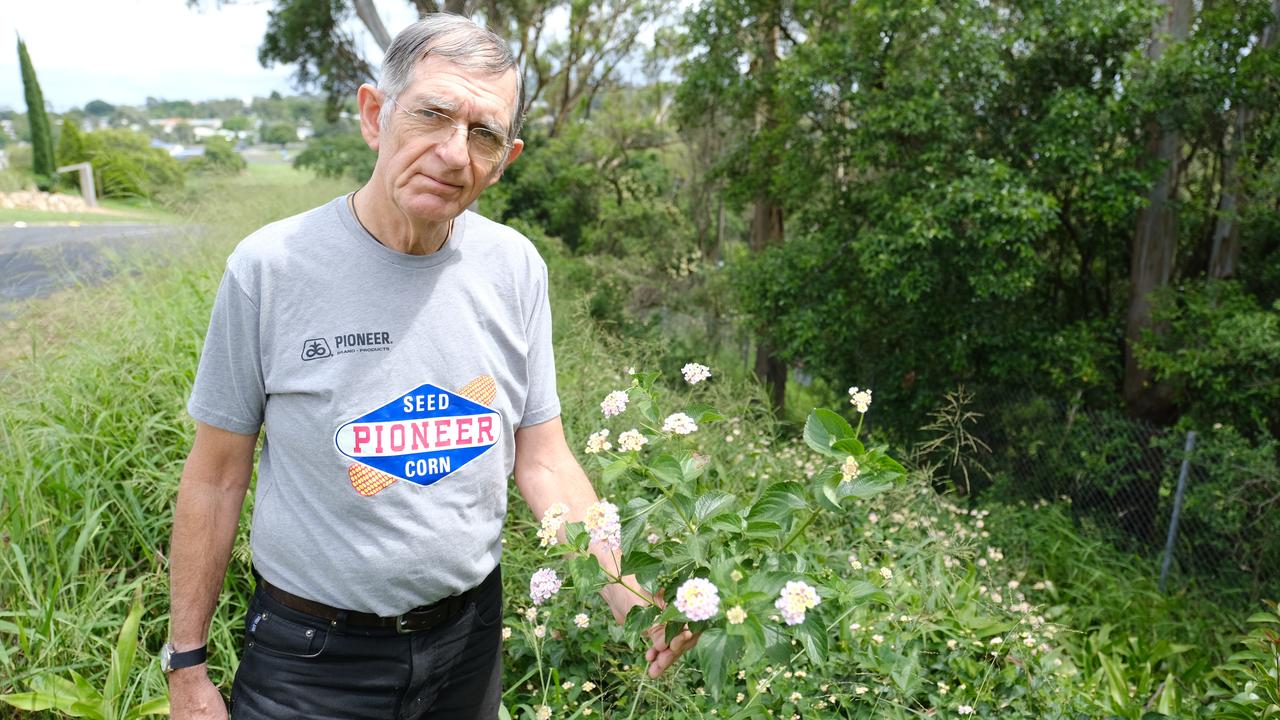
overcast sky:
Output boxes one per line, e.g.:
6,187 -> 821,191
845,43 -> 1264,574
0,0 -> 421,112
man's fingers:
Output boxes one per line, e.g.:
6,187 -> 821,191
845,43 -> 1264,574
645,623 -> 669,652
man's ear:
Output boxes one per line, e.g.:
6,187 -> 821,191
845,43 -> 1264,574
357,84 -> 384,152
486,138 -> 524,187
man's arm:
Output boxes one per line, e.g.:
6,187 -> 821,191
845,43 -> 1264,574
513,417 -> 698,678
168,421 -> 258,719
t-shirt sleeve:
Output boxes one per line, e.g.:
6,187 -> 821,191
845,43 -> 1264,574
519,260 -> 561,428
187,267 -> 265,436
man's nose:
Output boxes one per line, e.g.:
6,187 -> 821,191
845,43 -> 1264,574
436,125 -> 471,168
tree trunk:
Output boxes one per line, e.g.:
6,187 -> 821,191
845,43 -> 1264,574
750,8 -> 787,413
1123,0 -> 1193,423
1209,0 -> 1279,279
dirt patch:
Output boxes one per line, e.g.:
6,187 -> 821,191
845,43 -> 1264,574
0,191 -> 106,214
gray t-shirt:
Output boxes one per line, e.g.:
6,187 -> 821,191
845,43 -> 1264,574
188,195 -> 560,615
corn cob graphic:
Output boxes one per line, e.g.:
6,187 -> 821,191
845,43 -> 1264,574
347,374 -> 497,496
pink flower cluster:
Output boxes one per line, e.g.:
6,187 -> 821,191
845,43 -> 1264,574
674,577 -> 720,621
600,390 -> 629,418
583,499 -> 621,549
774,580 -> 821,625
529,568 -> 562,605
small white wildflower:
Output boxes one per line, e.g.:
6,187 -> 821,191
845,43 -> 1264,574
847,386 -> 873,413
958,706 -> 974,716
618,429 -> 648,452
848,555 -> 863,570
662,412 -> 698,435
681,362 -> 712,384
533,624 -> 547,639
879,567 -> 893,581
855,686 -> 869,695
501,627 -> 512,640
535,704 -> 552,720
726,605 -> 747,625
840,456 -> 861,483
583,500 -> 622,549
937,681 -> 949,695
574,613 -> 590,629
537,502 -> 569,547
730,569 -> 744,582
582,681 -> 596,692
584,429 -> 612,454
646,532 -> 660,544
523,607 -> 538,622
774,580 -> 821,625
872,634 -> 884,644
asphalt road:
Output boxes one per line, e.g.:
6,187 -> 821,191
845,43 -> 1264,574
0,223 -> 183,314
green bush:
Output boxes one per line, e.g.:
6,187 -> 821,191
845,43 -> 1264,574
292,131 -> 374,181
189,136 -> 246,175
69,129 -> 185,199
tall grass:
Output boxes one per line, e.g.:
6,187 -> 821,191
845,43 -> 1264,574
0,171 -> 353,715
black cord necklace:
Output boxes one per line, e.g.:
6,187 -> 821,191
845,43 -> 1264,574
348,191 -> 452,253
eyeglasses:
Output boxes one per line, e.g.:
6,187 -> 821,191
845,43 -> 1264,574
391,99 -> 511,168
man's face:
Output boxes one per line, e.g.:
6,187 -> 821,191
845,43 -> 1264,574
369,55 -> 522,223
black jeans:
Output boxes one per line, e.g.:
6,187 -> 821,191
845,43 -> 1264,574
230,566 -> 503,720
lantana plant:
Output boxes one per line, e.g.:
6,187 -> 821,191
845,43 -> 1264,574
530,366 -> 905,696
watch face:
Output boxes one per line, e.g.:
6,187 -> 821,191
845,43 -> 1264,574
160,644 -> 174,672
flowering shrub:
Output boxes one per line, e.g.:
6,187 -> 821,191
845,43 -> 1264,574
501,363 -> 1103,718
528,367 -> 908,695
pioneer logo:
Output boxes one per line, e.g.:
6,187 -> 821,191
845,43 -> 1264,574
301,338 -> 333,361
302,331 -> 394,360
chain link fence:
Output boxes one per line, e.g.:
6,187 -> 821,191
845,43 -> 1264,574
927,389 -> 1279,597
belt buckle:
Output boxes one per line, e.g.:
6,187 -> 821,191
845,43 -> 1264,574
395,604 -> 444,634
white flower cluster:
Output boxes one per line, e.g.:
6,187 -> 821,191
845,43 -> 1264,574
674,577 -> 720,621
725,605 -> 747,625
537,502 -> 569,547
600,390 -> 629,418
848,386 -> 873,413
662,412 -> 698,435
573,613 -> 590,629
774,580 -> 821,625
681,362 -> 712,384
584,429 -> 612,454
618,429 -> 648,452
529,568 -> 562,605
583,499 -> 621,549
840,455 -> 860,483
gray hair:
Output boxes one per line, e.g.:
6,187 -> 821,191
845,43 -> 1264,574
377,13 -> 525,141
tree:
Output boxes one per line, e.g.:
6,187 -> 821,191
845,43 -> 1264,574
1124,0 -> 1195,424
84,100 -> 116,117
58,118 -> 85,168
262,122 -> 298,145
17,35 -> 55,190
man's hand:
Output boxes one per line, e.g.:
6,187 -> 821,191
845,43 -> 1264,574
603,581 -> 702,679
167,668 -> 227,720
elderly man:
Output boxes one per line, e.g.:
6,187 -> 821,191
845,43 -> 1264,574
165,14 -> 696,720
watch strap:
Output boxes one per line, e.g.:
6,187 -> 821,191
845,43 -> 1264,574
165,643 -> 207,672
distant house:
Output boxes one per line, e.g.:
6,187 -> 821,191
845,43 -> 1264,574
148,138 -> 205,160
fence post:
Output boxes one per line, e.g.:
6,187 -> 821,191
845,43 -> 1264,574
1159,430 -> 1197,592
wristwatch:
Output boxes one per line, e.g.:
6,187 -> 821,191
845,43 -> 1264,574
160,642 -> 207,673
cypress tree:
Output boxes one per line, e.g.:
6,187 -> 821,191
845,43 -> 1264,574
17,35 -> 56,191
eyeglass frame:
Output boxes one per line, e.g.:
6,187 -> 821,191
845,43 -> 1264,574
388,97 -> 514,167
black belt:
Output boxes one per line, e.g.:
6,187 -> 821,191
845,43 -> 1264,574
257,576 -> 479,634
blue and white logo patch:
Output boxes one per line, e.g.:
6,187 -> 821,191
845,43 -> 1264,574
335,383 -> 500,488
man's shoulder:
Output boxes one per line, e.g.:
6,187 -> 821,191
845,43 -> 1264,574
232,198 -> 340,262
462,211 -> 548,271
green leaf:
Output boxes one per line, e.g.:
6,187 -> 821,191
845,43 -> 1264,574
602,458 -> 630,484
694,628 -> 742,700
0,692 -> 58,711
565,521 -> 590,553
124,697 -> 171,720
746,482 -> 808,525
685,403 -> 726,425
693,491 -> 737,522
649,455 -> 684,486
104,589 -> 145,713
831,438 -> 866,456
803,409 -> 855,457
621,550 -> 664,584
